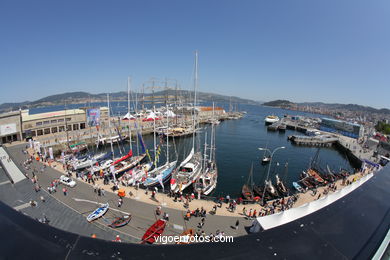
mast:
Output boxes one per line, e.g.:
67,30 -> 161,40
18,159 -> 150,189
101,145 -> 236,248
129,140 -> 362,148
209,102 -> 215,161
127,77 -> 132,152
153,105 -> 157,167
203,132 -> 208,171
166,101 -> 169,164
192,50 -> 198,151
107,94 -> 114,160
135,91 -> 140,156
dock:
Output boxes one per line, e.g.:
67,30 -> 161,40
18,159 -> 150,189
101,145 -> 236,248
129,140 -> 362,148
288,135 -> 338,147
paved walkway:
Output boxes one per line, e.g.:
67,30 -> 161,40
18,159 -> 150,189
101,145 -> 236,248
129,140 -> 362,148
5,144 -> 253,243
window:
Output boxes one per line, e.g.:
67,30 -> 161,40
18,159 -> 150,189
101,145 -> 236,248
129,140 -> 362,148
44,128 -> 50,135
73,124 -> 79,131
37,130 -> 43,136
67,125 -> 72,131
31,131 -> 36,137
51,127 -> 58,133
80,123 -> 86,129
36,122 -> 42,126
51,120 -> 57,124
58,119 -> 64,123
66,118 -> 71,122
59,126 -> 65,132
43,120 -> 50,125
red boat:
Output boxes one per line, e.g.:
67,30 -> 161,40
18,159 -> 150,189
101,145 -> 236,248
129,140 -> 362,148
141,219 -> 167,244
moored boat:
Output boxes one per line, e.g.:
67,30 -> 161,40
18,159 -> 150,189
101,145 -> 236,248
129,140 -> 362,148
108,214 -> 131,228
87,203 -> 109,222
141,219 -> 167,244
264,115 -> 280,125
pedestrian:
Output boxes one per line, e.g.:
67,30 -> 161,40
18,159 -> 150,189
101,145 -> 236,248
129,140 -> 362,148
118,198 -> 123,207
243,207 -> 247,216
163,212 -> 169,221
63,187 -> 67,196
248,209 -> 252,219
235,220 -> 239,230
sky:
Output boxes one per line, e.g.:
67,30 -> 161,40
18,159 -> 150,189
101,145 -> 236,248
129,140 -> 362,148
0,0 -> 389,108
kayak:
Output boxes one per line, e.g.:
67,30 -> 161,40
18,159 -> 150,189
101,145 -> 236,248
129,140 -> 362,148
87,203 -> 109,222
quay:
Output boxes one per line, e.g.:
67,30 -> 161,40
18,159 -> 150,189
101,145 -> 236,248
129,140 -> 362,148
288,135 -> 338,147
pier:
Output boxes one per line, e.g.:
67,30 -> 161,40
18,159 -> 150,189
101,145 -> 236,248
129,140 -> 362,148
288,135 -> 338,147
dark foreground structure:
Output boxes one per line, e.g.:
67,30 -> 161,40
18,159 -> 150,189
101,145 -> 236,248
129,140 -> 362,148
0,165 -> 389,259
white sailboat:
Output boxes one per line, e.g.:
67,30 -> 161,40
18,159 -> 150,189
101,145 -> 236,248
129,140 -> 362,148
194,102 -> 218,196
143,102 -> 178,188
170,51 -> 203,193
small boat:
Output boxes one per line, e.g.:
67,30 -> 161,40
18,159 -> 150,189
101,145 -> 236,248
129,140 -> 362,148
261,156 -> 271,164
241,163 -> 255,201
108,215 -> 131,228
177,229 -> 195,244
264,115 -> 280,125
293,181 -> 304,192
141,219 -> 167,244
87,203 -> 109,222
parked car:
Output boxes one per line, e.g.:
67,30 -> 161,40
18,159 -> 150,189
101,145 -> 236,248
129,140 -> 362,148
60,175 -> 76,188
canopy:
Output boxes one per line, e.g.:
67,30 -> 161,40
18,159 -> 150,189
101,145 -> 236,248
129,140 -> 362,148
164,110 -> 176,117
123,112 -> 135,120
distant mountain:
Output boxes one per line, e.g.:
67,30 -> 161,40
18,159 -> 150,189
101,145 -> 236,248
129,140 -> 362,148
0,90 -> 261,113
298,102 -> 390,114
264,99 -> 390,115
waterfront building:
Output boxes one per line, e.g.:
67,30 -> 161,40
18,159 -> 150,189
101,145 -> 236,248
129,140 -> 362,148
320,118 -> 364,139
0,111 -> 23,144
21,107 -> 109,138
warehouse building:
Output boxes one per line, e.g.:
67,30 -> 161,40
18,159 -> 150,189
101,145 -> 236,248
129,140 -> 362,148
21,107 -> 109,138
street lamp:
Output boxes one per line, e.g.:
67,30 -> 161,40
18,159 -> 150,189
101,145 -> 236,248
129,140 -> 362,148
258,146 -> 285,205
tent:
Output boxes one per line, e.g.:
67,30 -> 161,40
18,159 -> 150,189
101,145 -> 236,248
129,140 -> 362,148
123,112 -> 135,120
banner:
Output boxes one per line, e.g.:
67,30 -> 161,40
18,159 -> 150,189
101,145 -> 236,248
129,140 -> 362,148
0,123 -> 17,135
49,147 -> 54,160
86,108 -> 101,127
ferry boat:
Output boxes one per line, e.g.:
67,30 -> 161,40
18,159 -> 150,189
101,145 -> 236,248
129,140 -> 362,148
264,115 -> 280,125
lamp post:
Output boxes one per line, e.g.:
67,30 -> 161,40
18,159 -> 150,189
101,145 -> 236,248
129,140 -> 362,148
258,146 -> 285,205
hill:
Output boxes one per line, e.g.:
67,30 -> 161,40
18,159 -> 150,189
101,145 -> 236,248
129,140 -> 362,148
0,90 -> 261,113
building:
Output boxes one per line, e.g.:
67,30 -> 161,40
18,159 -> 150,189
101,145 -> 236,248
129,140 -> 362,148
320,118 -> 364,139
0,111 -> 23,144
21,107 -> 109,138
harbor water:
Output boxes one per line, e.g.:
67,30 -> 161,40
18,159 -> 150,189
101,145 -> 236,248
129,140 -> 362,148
31,103 -> 357,197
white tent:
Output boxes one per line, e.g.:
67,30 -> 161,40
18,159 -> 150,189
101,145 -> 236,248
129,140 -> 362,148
123,112 -> 135,120
164,110 -> 176,118
146,112 -> 157,119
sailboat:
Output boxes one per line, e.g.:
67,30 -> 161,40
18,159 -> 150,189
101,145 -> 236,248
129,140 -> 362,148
242,163 -> 255,201
275,162 -> 289,196
142,103 -> 178,188
194,104 -> 218,196
170,51 -> 203,193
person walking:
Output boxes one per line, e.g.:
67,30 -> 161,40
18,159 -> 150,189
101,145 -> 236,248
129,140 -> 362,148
62,187 -> 67,196
235,220 -> 239,230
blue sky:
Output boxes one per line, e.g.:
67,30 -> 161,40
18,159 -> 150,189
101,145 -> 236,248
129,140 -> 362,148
0,0 -> 389,108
